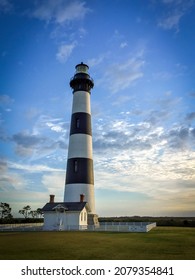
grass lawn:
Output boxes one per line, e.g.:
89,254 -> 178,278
0,227 -> 195,260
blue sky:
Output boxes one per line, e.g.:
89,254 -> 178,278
0,0 -> 195,217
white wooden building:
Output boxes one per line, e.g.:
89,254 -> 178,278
42,195 -> 90,231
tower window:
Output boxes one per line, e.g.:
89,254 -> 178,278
76,118 -> 80,128
74,160 -> 78,173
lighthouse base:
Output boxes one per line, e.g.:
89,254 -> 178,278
88,214 -> 99,227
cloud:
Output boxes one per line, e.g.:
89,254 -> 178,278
168,126 -> 195,150
0,94 -> 14,113
95,149 -> 195,196
186,112 -> 195,121
94,115 -> 195,154
30,0 -> 91,63
12,133 -> 67,158
152,71 -> 173,80
46,122 -> 64,132
145,110 -> 170,125
25,107 -> 41,119
0,159 -> 26,191
100,55 -> 145,93
0,0 -> 13,13
0,158 -> 7,172
158,0 -> 195,31
87,54 -> 106,68
189,92 -> 195,98
9,115 -> 68,159
12,132 -> 45,148
0,157 -> 65,209
41,172 -> 65,198
158,12 -> 183,31
12,131 -> 46,156
120,42 -> 128,48
32,0 -> 90,24
1,174 -> 26,190
56,42 -> 76,63
0,172 -> 26,191
8,161 -> 64,173
33,114 -> 69,136
92,111 -> 195,201
0,94 -> 14,106
93,118 -> 158,153
94,142 -> 195,215
112,95 -> 134,106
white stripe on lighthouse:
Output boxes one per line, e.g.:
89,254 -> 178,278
72,91 -> 91,114
65,184 -> 95,213
67,134 -> 93,159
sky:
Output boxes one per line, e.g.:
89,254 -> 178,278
0,0 -> 195,217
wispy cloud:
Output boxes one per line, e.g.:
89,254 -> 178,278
8,161 -> 64,173
41,172 -> 65,197
158,12 -> 183,31
12,131 -> 47,157
99,55 -> 145,93
0,172 -> 26,191
0,158 -> 64,203
30,0 -> 91,63
158,0 -> 195,31
56,42 -> 76,63
186,112 -> 195,121
0,0 -> 13,13
32,0 -> 90,24
92,105 -> 195,203
87,54 -> 107,68
33,114 -> 68,136
10,114 -> 68,158
0,159 -> 26,191
0,94 -> 14,106
0,94 -> 14,113
120,42 -> 128,48
189,92 -> 195,98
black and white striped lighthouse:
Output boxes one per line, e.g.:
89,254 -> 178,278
64,62 -> 97,218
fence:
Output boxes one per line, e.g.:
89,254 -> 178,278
0,222 -> 156,232
0,223 -> 43,231
86,222 -> 156,232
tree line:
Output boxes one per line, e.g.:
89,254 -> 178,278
0,202 -> 43,223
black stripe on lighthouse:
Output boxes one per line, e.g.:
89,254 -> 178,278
65,158 -> 94,184
70,112 -> 92,135
66,109 -> 93,185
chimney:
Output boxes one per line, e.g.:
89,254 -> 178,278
80,194 -> 85,203
49,194 -> 55,203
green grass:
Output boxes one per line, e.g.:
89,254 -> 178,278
0,227 -> 195,260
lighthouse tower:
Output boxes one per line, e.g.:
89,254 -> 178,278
64,63 -> 98,224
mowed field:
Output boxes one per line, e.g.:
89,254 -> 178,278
0,227 -> 195,260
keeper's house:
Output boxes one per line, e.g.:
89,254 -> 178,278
42,194 -> 90,231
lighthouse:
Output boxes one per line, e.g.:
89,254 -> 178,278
64,62 -> 98,225
42,63 -> 98,230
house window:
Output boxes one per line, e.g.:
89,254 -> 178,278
81,212 -> 83,221
84,212 -> 87,221
76,118 -> 80,128
74,160 -> 78,173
